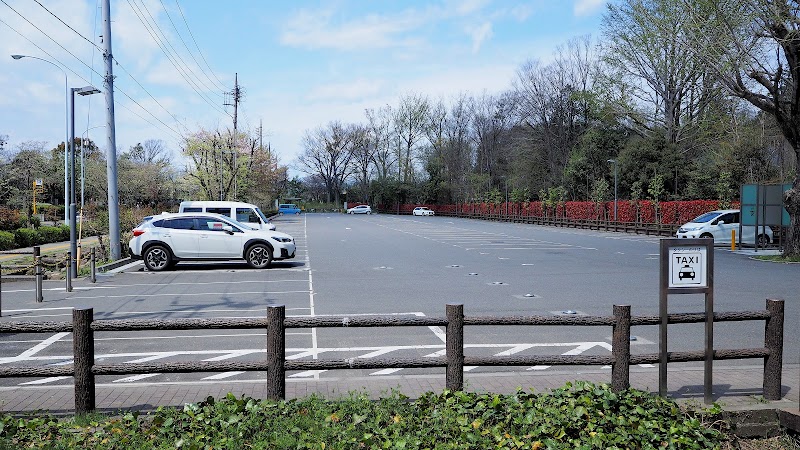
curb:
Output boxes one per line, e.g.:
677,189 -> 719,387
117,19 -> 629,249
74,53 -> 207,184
97,257 -> 133,273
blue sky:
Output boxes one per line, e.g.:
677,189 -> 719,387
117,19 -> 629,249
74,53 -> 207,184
0,0 -> 608,173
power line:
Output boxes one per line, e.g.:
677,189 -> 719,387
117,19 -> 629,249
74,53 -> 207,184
159,0 -> 227,92
125,0 -> 229,116
30,0 -> 192,137
0,18 -> 183,141
32,0 -> 102,52
174,0 -> 228,91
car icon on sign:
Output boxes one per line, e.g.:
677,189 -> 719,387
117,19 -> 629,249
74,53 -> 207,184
678,265 -> 695,280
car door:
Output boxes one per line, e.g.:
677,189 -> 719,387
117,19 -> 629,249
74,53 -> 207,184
713,213 -> 737,243
197,217 -> 244,258
161,217 -> 199,258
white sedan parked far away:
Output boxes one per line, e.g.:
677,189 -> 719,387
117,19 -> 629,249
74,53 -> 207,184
347,205 -> 372,214
412,207 -> 435,216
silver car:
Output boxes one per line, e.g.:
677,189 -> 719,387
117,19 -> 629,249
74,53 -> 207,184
129,213 -> 296,271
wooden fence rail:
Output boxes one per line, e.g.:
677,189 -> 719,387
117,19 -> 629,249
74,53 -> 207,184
389,209 -> 679,236
0,300 -> 784,414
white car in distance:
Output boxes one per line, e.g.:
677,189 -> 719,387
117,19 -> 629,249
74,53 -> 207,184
675,209 -> 773,247
412,207 -> 435,216
347,205 -> 372,214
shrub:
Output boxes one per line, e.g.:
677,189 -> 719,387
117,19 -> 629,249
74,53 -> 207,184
0,208 -> 24,231
13,228 -> 37,248
0,231 -> 14,251
36,226 -> 69,245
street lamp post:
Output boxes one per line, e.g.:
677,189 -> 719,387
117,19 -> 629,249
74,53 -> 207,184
69,86 -> 101,277
11,54 -> 69,221
607,159 -> 618,222
80,125 -> 105,211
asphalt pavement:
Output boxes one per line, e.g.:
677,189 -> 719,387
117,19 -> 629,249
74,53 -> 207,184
1,213 -> 797,415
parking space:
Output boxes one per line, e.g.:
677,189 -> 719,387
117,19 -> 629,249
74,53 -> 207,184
1,213 -> 797,393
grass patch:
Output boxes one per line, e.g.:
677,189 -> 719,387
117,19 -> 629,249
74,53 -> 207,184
0,382 -> 732,449
753,254 -> 800,263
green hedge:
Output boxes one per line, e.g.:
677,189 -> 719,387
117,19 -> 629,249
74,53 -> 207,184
0,231 -> 14,251
2,226 -> 71,250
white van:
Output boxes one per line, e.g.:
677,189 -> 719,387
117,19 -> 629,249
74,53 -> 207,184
178,201 -> 276,231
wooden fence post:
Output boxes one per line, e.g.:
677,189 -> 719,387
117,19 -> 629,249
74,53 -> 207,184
612,305 -> 631,392
446,304 -> 464,391
763,299 -> 784,400
73,307 -> 95,414
267,305 -> 285,401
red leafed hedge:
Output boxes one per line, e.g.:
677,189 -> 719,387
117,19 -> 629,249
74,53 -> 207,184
391,201 -> 738,224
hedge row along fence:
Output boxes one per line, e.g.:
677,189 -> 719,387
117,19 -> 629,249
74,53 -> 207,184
0,225 -> 70,251
0,300 -> 784,415
384,200 -> 738,226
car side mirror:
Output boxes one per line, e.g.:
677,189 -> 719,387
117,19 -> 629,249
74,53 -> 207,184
717,220 -> 725,225
222,225 -> 234,235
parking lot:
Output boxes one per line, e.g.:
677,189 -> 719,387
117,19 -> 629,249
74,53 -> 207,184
1,213 -> 798,405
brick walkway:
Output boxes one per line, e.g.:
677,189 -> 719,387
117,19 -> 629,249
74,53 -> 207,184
1,364 -> 797,415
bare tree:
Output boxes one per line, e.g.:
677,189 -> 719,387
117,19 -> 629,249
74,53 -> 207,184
297,121 -> 356,204
393,93 -> 430,183
366,107 -> 395,180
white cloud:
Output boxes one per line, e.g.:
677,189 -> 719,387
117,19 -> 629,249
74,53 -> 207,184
280,8 -> 425,51
469,22 -> 493,53
574,0 -> 606,17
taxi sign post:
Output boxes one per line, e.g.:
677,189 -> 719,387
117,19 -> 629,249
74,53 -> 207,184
660,238 -> 714,404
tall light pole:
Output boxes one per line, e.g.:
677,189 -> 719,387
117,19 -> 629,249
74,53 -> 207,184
11,54 -> 69,221
69,86 -> 101,277
80,125 -> 105,211
607,159 -> 618,222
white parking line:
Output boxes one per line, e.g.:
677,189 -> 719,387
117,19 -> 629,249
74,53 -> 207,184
67,290 -> 310,300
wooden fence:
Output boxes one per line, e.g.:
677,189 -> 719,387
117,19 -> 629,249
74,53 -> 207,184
0,300 -> 784,414
387,209 -> 678,236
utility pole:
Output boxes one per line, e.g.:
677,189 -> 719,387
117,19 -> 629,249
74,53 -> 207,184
102,0 -> 120,260
224,73 -> 240,199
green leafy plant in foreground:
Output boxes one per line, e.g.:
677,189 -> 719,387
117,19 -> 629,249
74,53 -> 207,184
0,382 -> 727,449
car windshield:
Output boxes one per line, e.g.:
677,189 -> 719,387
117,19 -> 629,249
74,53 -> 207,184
691,212 -> 723,223
254,207 -> 269,223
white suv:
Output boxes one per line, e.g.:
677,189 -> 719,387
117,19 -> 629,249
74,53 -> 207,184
129,213 -> 296,271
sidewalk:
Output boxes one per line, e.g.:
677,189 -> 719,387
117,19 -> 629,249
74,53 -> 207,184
1,364 -> 797,415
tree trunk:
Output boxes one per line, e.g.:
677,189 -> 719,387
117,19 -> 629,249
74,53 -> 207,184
784,177 -> 800,257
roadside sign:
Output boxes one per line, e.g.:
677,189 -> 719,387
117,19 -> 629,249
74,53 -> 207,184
34,179 -> 43,187
659,238 -> 714,404
668,246 -> 707,288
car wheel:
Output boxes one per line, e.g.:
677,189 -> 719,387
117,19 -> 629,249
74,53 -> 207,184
757,234 -> 770,247
700,233 -> 713,239
367,211 -> 371,215
246,243 -> 273,269
295,211 -> 301,215
143,245 -> 172,271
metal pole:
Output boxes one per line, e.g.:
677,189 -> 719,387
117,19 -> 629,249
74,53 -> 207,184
0,263 -> 3,317
66,251 -> 73,292
90,248 -> 96,283
614,162 -> 618,222
69,88 -> 78,278
102,0 -> 121,261
33,246 -> 42,303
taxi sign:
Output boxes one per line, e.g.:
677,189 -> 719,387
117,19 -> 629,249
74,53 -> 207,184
667,246 -> 707,288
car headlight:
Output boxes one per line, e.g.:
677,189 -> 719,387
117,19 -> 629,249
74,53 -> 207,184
680,227 -> 699,232
271,236 -> 292,243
